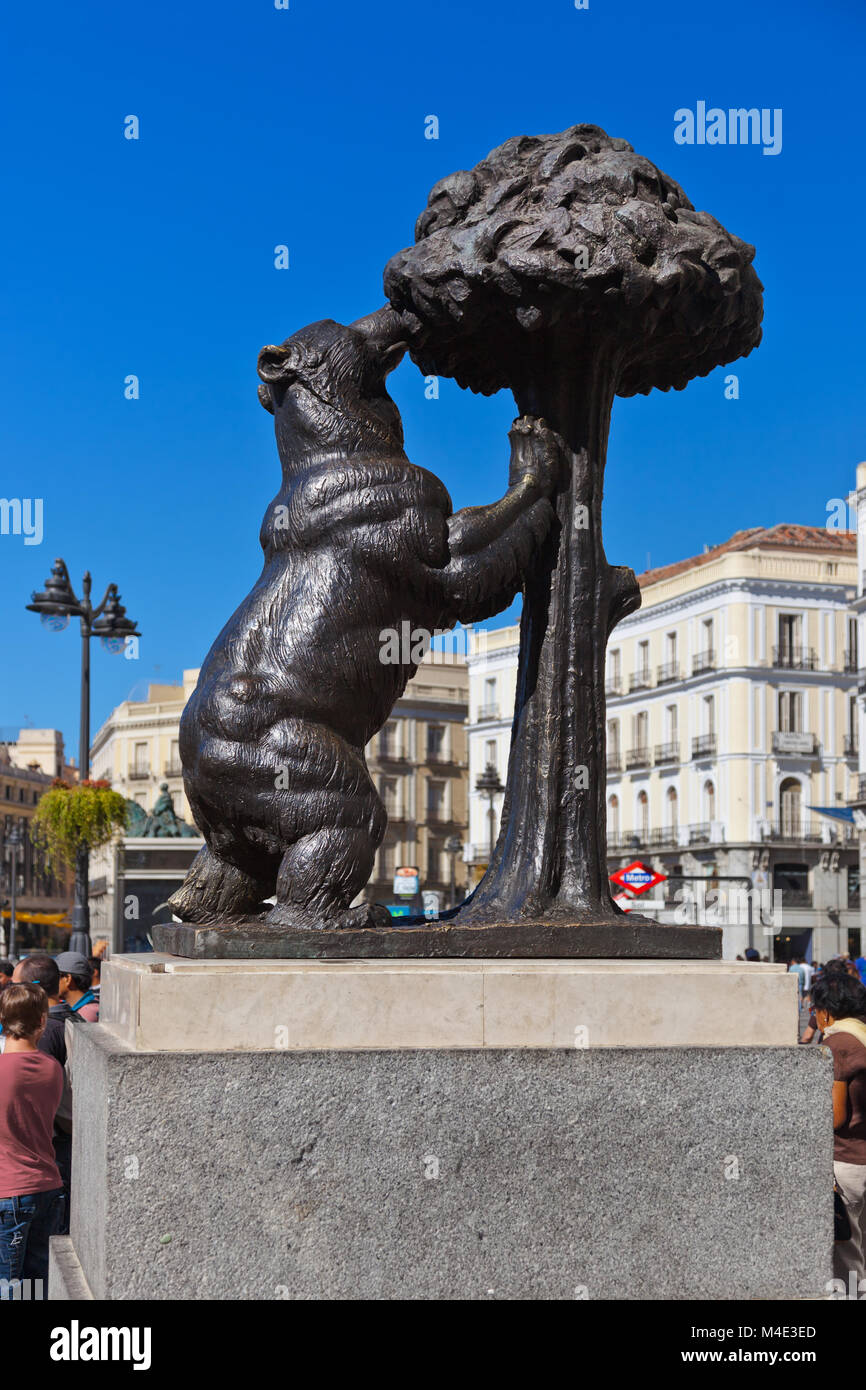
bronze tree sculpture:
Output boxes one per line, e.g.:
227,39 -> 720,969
383,123 -> 763,933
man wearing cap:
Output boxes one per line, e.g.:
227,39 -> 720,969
55,953 -> 99,1022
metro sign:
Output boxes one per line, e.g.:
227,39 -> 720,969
609,860 -> 666,897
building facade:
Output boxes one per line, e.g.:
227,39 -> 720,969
0,729 -> 76,951
465,527 -> 861,961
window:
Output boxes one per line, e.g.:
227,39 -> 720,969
849,695 -> 857,739
485,739 -> 498,772
637,791 -> 649,838
848,867 -> 861,910
607,794 -> 620,838
427,780 -> 446,821
380,723 -> 397,757
666,632 -> 677,663
779,778 -> 801,837
381,777 -> 399,816
704,780 -> 716,823
773,861 -> 809,905
381,842 -> 396,878
610,650 -> 621,681
134,742 -> 148,773
848,618 -> 858,668
427,724 -> 445,760
778,614 -> 800,661
638,641 -> 650,677
703,695 -> 715,735
666,786 -> 678,830
778,691 -> 802,733
633,711 -> 648,749
702,618 -> 714,649
427,840 -> 442,880
607,720 -> 620,757
665,705 -> 678,742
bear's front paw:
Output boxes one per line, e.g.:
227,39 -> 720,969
508,415 -> 564,494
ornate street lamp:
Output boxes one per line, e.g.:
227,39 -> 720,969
475,764 -> 504,869
444,834 -> 463,908
27,559 -> 140,954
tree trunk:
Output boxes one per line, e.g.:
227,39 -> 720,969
456,345 -> 641,924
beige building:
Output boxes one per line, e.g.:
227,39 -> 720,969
363,650 -> 469,909
90,672 -> 199,822
1,729 -> 75,950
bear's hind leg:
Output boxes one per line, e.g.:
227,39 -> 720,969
264,827 -> 390,930
166,845 -> 273,925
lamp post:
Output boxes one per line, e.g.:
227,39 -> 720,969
444,834 -> 463,908
3,824 -> 23,958
26,558 -> 140,955
475,763 -> 504,869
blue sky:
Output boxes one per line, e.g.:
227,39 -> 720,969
1,0 -> 863,763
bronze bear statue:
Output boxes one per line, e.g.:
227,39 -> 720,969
167,309 -> 561,930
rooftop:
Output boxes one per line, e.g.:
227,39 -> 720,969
638,525 -> 856,589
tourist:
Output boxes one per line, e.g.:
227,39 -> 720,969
812,970 -> 866,1286
87,956 -> 102,1008
13,955 -> 77,1234
55,952 -> 99,1022
744,947 -> 760,962
0,984 -> 65,1299
0,961 -> 13,991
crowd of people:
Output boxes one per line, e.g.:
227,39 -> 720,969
0,949 -> 100,1299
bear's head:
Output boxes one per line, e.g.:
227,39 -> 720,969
257,312 -> 407,468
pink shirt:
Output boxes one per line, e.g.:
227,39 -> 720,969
0,1051 -> 63,1197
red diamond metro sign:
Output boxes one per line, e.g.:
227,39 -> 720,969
609,860 -> 666,897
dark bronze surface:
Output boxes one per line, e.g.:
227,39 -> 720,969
153,917 -> 721,960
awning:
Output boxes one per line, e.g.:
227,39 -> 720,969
809,805 -> 855,824
0,909 -> 72,928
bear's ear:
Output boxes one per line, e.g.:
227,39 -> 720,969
257,343 -> 297,385
257,383 -> 275,415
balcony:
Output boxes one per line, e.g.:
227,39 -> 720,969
606,751 -> 622,773
128,766 -> 151,780
649,826 -> 679,848
844,649 -> 859,674
164,761 -> 183,777
857,775 -> 866,802
691,650 -> 715,676
628,670 -> 652,693
688,822 -> 712,845
625,746 -> 651,770
772,646 -> 816,671
608,829 -> 648,850
776,889 -> 813,909
772,730 -> 817,757
691,734 -> 717,759
377,744 -> 408,762
767,819 -> 851,844
844,734 -> 859,759
654,742 -> 680,766
476,704 -> 500,722
656,662 -> 680,686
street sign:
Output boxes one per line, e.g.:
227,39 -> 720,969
387,903 -> 412,918
609,860 -> 666,897
612,891 -> 634,913
393,866 -> 420,897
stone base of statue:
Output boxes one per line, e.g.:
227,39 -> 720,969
50,954 -> 832,1301
152,914 -> 721,960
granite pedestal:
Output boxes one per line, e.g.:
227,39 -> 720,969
50,955 -> 833,1301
